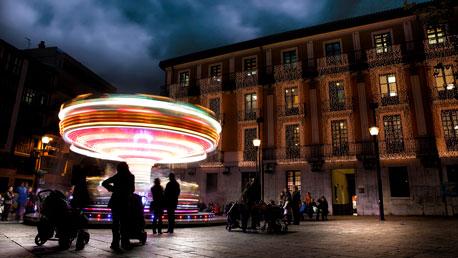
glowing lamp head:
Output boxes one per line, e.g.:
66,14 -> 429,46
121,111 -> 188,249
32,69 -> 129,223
42,136 -> 52,144
252,138 -> 261,147
369,126 -> 380,136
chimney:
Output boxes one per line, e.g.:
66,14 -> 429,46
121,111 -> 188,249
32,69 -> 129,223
38,41 -> 46,48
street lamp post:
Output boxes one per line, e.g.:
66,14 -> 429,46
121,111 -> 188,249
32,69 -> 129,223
34,136 -> 52,190
369,126 -> 385,221
252,138 -> 262,201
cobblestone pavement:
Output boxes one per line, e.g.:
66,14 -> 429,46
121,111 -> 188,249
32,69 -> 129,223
0,216 -> 458,258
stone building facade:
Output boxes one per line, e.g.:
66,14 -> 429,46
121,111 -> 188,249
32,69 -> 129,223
159,3 -> 458,216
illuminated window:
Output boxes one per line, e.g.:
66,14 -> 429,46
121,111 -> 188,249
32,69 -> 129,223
427,25 -> 446,45
379,74 -> 399,105
374,32 -> 392,53
331,120 -> 349,156
209,98 -> 220,118
285,124 -> 300,159
23,88 -> 35,104
435,64 -> 456,91
179,71 -> 190,87
243,57 -> 257,75
286,170 -> 301,192
282,50 -> 297,64
206,173 -> 218,193
209,64 -> 221,80
389,167 -> 410,197
441,110 -> 458,151
244,93 -> 257,120
383,115 -> 404,153
329,81 -> 345,111
243,128 -> 257,161
284,87 -> 299,115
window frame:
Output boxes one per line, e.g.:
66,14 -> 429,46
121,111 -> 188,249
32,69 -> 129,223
329,80 -> 346,111
208,63 -> 222,80
242,55 -> 257,75
178,70 -> 191,87
286,170 -> 301,193
323,39 -> 342,57
427,25 -> 447,45
281,47 -> 298,65
331,120 -> 349,155
383,114 -> 405,153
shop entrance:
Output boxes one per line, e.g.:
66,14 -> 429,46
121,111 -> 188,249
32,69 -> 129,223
331,169 -> 356,215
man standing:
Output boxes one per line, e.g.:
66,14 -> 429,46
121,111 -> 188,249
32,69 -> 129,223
292,186 -> 301,225
164,173 -> 180,233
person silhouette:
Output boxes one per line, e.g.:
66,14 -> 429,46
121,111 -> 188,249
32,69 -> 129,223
164,173 -> 180,233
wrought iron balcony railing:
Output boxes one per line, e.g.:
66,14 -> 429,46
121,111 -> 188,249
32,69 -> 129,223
237,108 -> 260,121
374,89 -> 408,107
199,77 -> 222,94
276,146 -> 305,162
366,45 -> 402,68
169,84 -> 189,99
236,71 -> 258,88
243,149 -> 257,161
276,104 -> 306,117
274,61 -> 302,82
444,137 -> 458,152
322,97 -> 353,113
378,138 -> 416,158
317,54 -> 349,75
431,87 -> 458,101
424,36 -> 457,59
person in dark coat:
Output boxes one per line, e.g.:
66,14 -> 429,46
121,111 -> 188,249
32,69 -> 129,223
316,196 -> 329,221
292,186 -> 301,225
164,173 -> 180,233
241,178 -> 259,232
282,188 -> 293,224
102,162 -> 135,250
150,178 -> 164,234
70,162 -> 90,209
1,186 -> 14,221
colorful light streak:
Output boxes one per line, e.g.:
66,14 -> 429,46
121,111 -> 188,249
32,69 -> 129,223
59,94 -> 221,183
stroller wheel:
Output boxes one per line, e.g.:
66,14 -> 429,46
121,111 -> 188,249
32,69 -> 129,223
35,235 -> 47,246
84,232 -> 90,244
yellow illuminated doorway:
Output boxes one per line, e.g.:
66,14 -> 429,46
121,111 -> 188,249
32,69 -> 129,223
331,169 -> 356,215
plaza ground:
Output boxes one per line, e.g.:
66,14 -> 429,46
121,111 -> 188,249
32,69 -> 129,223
0,216 -> 458,258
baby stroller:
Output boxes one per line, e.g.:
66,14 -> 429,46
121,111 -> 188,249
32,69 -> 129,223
261,204 -> 288,233
34,190 -> 90,250
126,193 -> 147,245
225,201 -> 242,231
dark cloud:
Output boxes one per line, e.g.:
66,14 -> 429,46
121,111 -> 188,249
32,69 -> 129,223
0,0 -> 426,94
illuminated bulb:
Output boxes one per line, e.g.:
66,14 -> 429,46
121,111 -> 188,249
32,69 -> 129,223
447,84 -> 455,90
389,92 -> 397,97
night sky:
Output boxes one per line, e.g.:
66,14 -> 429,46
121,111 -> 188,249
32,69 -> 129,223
0,0 -> 427,94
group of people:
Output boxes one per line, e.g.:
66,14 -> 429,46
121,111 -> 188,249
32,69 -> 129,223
1,182 -> 36,221
101,162 -> 180,251
279,188 -> 329,224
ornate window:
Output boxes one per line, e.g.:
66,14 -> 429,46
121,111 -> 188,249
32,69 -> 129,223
209,64 -> 222,81
383,115 -> 405,153
325,42 -> 341,56
427,25 -> 446,45
329,80 -> 345,111
243,57 -> 257,76
282,50 -> 297,64
441,110 -> 458,151
286,170 -> 301,192
285,124 -> 300,159
179,71 -> 190,87
244,93 -> 257,120
374,32 -> 392,53
389,167 -> 410,197
435,64 -> 456,92
331,120 -> 349,156
209,98 -> 221,118
379,74 -> 399,105
284,87 -> 299,115
243,128 -> 257,161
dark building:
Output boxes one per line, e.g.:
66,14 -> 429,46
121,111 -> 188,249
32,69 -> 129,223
159,2 -> 458,215
0,40 -> 116,192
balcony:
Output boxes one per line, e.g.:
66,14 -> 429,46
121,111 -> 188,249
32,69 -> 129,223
263,147 -> 276,161
431,87 -> 458,102
274,61 -> 302,82
374,90 -> 408,107
378,138 -> 416,159
322,97 -> 353,113
168,84 -> 189,99
276,104 -> 306,117
243,149 -> 257,161
199,77 -> 222,94
304,144 -> 324,171
317,54 -> 349,75
276,146 -> 305,163
444,137 -> 458,152
238,108 -> 260,122
366,45 -> 402,68
424,36 -> 457,59
236,71 -> 258,88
